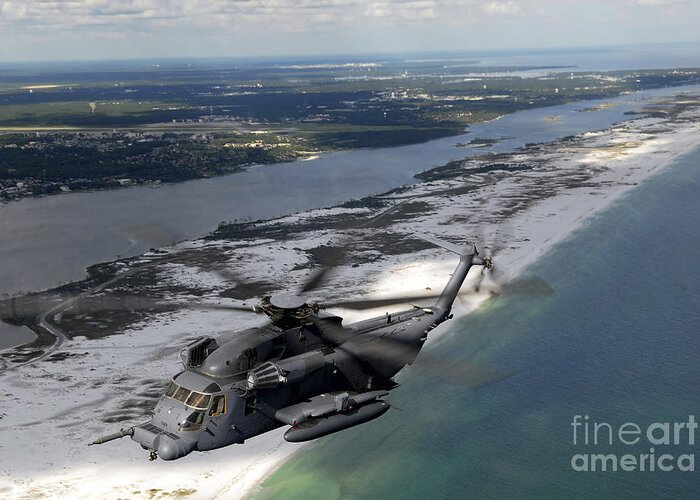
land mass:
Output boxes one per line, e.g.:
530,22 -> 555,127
1,58 -> 698,201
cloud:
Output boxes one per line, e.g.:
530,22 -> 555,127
0,0 -> 444,34
0,0 -> 698,61
0,0 -> 181,29
365,1 -> 437,20
481,1 -> 522,16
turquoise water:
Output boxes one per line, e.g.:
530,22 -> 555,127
253,147 -> 700,499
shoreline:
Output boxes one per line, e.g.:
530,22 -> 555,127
0,127 -> 468,206
3,84 -> 699,303
0,93 -> 699,499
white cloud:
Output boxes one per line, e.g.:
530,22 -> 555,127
481,1 -> 522,16
0,0 -> 441,34
365,1 -> 436,20
0,0 -> 697,60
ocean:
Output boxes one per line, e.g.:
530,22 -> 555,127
252,146 -> 700,499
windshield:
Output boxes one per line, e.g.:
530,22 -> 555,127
186,391 -> 211,409
164,381 -> 212,410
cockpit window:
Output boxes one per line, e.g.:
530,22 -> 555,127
165,381 -> 215,410
210,395 -> 226,417
173,385 -> 191,403
179,410 -> 205,432
165,382 -> 177,398
186,391 -> 211,410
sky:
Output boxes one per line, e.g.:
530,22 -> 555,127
0,0 -> 698,62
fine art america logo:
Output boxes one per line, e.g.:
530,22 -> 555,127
570,415 -> 696,472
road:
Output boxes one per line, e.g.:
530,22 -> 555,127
1,254 -> 185,372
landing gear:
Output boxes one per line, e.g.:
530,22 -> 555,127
148,450 -> 158,461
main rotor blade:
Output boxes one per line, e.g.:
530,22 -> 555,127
0,294 -> 263,320
355,199 -> 412,229
0,294 -> 163,319
181,302 -> 261,313
298,267 -> 333,294
0,274 -> 552,321
211,266 -> 241,284
296,200 -> 418,293
320,276 -> 553,311
314,318 -> 509,390
320,293 -> 444,311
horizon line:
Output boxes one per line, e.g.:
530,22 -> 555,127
1,40 -> 699,66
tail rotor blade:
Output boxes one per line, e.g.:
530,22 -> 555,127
494,276 -> 555,297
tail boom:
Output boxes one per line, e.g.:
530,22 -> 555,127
416,234 -> 486,315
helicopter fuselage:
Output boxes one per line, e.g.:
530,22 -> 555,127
131,304 -> 443,460
91,235 -> 483,460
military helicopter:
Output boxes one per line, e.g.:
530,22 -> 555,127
86,234 -> 506,461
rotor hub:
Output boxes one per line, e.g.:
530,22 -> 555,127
261,293 -> 319,328
269,292 -> 307,310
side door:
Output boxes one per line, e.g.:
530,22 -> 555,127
198,393 -> 229,451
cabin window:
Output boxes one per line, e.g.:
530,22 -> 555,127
179,410 -> 205,431
186,391 -> 211,410
210,395 -> 226,417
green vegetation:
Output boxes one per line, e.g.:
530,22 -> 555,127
0,100 -> 194,127
0,131 -> 312,197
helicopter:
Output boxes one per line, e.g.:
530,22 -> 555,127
79,233 -> 510,461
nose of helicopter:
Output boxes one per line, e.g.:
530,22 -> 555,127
132,423 -> 197,461
155,434 -> 196,461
